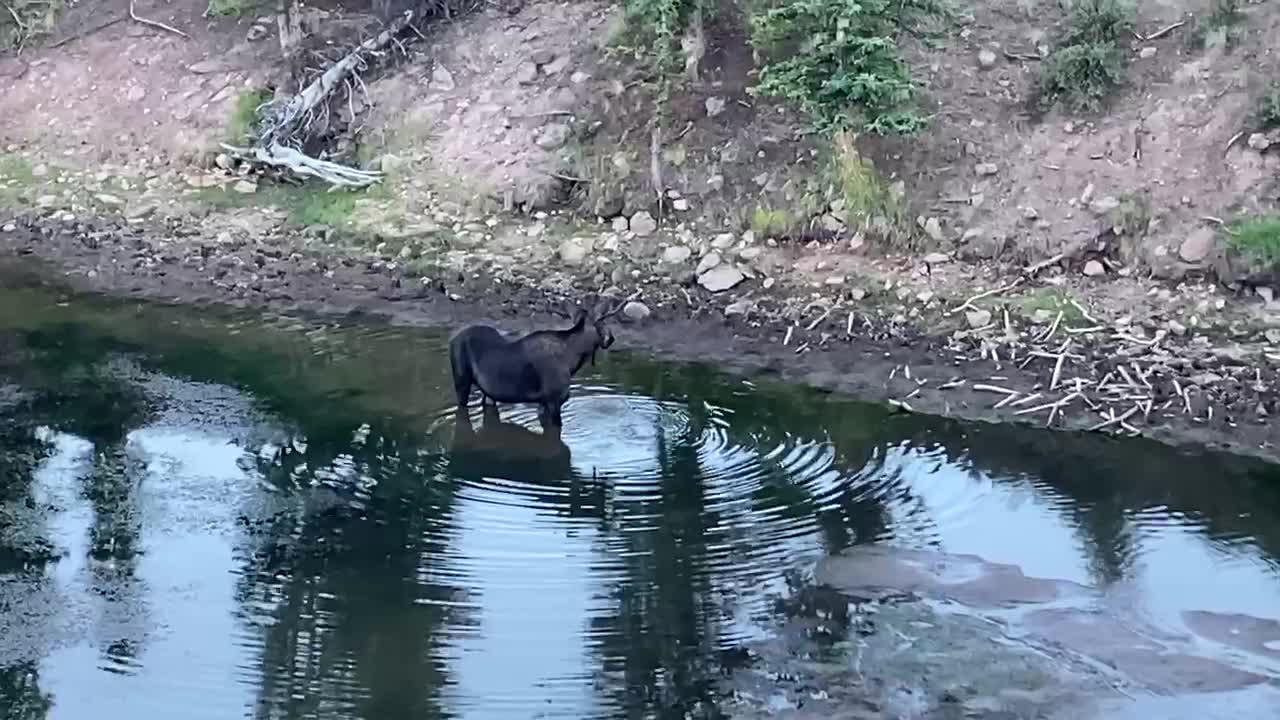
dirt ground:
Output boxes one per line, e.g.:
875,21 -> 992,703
1,0 -> 1279,465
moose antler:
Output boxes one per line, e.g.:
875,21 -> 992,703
595,290 -> 642,321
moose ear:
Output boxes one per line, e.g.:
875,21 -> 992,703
570,307 -> 588,330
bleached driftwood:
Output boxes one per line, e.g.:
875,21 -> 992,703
219,141 -> 384,187
233,9 -> 414,188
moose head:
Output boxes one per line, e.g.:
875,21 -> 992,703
560,291 -> 637,368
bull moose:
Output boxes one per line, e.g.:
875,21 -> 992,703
447,294 -> 635,427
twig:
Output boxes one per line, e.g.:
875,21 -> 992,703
221,142 -> 384,187
129,0 -> 189,38
782,325 -> 794,346
1225,131 -> 1244,155
1140,20 -> 1185,41
1050,340 -> 1070,391
1010,392 -> 1043,407
3,2 -> 25,31
46,15 -> 127,47
993,392 -> 1022,410
1068,299 -> 1098,325
1024,253 -> 1066,276
1088,405 -> 1139,432
948,280 -> 1022,316
974,383 -> 1018,395
1040,310 -> 1063,342
806,307 -> 832,331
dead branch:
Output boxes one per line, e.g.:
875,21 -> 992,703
220,142 -> 384,187
130,0 -> 189,39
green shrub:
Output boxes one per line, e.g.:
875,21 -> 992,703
1227,216 -> 1280,266
1254,83 -> 1280,130
748,0 -> 941,135
1186,0 -> 1245,51
1031,0 -> 1135,114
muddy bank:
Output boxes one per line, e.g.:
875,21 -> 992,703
0,210 -> 1277,464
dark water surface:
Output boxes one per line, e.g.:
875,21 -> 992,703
1,282 -> 1279,720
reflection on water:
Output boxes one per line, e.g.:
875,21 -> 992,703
0,282 -> 1279,719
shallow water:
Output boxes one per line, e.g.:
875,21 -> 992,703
0,281 -> 1278,719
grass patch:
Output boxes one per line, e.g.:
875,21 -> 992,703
1113,192 -> 1151,237
749,206 -> 792,237
826,130 -> 914,246
1253,82 -> 1280,131
1019,288 -> 1086,324
0,0 -> 62,51
194,181 -> 365,227
1030,0 -> 1135,114
1226,215 -> 1280,266
0,155 -> 35,185
225,89 -> 269,145
1186,0 -> 1246,52
205,0 -> 263,17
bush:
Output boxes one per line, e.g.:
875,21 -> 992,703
1031,0 -> 1135,114
618,0 -> 702,80
1254,83 -> 1280,130
748,0 -> 941,135
1228,216 -> 1280,266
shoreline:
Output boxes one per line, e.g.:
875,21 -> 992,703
2,209 -> 1277,464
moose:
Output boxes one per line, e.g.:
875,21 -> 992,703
447,293 -> 636,427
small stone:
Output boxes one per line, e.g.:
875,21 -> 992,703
977,49 -> 998,69
630,211 -> 657,236
1167,319 -> 1187,335
515,62 -> 538,84
1031,309 -> 1053,324
661,245 -> 692,265
1080,183 -> 1095,205
1247,133 -> 1271,151
430,64 -> 456,91
1139,46 -> 1157,59
214,153 -> 233,170
966,309 -> 992,328
1083,259 -> 1106,277
1,223 -> 15,232
672,198 -> 690,212
1089,196 -> 1120,215
762,278 -> 776,290
917,290 -> 935,303
698,264 -> 745,292
543,55 -> 571,75
738,247 -> 762,261
535,123 -> 571,150
725,299 -> 752,316
711,233 -> 735,249
611,216 -> 629,233
622,301 -> 651,321
1022,206 -> 1039,220
31,163 -> 48,177
126,85 -> 146,102
1179,227 -> 1216,263
923,217 -> 944,242
705,97 -> 726,118
1258,286 -> 1275,304
246,23 -> 270,41
36,194 -> 57,207
696,251 -> 722,276
975,162 -> 999,176
95,193 -> 123,205
559,238 -> 589,265
923,252 -> 950,264
819,214 -> 844,233
232,180 -> 257,194
849,287 -> 867,301
570,71 -> 590,84
825,275 -> 846,286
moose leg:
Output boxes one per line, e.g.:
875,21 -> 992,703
449,347 -> 474,409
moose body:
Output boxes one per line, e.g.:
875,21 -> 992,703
448,297 -> 630,427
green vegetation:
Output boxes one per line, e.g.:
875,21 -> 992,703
1113,192 -> 1151,237
1031,0 -> 1135,114
0,0 -> 62,51
1253,82 -> 1280,131
749,206 -> 792,237
206,0 -> 262,17
615,0 -> 945,136
226,89 -> 269,145
1019,288 -> 1087,324
195,181 -> 362,227
1187,0 -> 1246,51
826,130 -> 913,246
1226,215 -> 1280,267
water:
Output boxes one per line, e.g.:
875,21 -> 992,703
0,280 -> 1278,720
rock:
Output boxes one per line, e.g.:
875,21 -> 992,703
917,290 -> 935,303
1179,227 -> 1216,263
705,97 -> 726,117
1139,46 -> 1157,59
36,194 -> 57,207
531,49 -> 556,65
543,55 -> 571,75
214,153 -> 233,170
611,216 -> 629,233
975,162 -> 999,176
515,61 -> 538,84
698,264 -> 745,292
738,247 -> 762,261
661,245 -> 692,264
246,23 -> 270,41
1080,183 -> 1095,205
966,309 -> 992,329
430,64 -> 456,91
570,71 -> 590,84
1022,206 -> 1039,220
126,85 -> 146,102
819,214 -> 844,233
1167,319 -> 1187,336
31,163 -> 48,177
711,233 -> 735,249
1083,259 -> 1106,277
1,223 -> 16,232
1247,133 -> 1271,151
696,251 -> 722,276
558,238 -> 589,265
922,217 -> 944,242
724,299 -> 752,316
630,211 -> 657,237
849,287 -> 867,301
826,276 -> 846,286
232,180 -> 257,194
535,123 -> 571,150
1089,196 -> 1120,215
95,193 -> 123,205
622,301 -> 651,321
1031,309 -> 1054,324
923,252 -> 950,264
977,49 -> 998,69
672,198 -> 690,212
